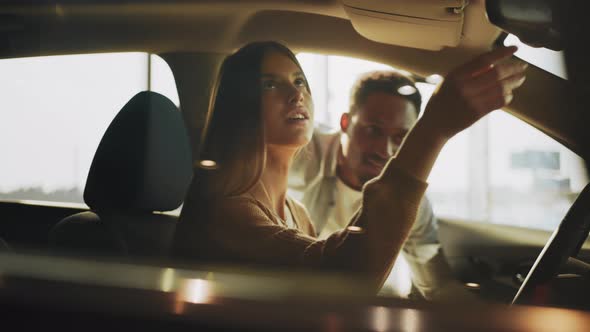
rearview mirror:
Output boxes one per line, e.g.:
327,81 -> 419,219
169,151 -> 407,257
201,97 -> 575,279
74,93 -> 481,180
485,0 -> 565,50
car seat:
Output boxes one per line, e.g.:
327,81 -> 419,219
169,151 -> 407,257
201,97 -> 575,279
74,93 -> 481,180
0,237 -> 9,251
49,91 -> 193,257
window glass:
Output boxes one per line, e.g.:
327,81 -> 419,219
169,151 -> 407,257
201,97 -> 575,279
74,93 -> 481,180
0,53 -> 178,206
487,112 -> 587,230
297,52 -> 588,231
297,53 -> 395,128
429,112 -> 588,231
504,34 -> 568,80
150,54 -> 180,106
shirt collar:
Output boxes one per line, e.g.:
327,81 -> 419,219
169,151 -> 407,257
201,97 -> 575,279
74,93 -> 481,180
323,132 -> 342,178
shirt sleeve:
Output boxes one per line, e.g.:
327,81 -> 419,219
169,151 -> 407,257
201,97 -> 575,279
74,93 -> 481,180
207,197 -> 327,266
184,159 -> 428,292
401,196 -> 440,263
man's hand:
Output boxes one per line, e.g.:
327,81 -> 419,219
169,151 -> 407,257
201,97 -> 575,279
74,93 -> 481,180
421,46 -> 527,140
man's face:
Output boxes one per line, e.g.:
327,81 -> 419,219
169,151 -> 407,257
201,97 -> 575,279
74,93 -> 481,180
340,92 -> 418,185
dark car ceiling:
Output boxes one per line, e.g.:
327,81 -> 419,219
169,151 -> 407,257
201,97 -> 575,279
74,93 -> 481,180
0,0 -> 499,68
0,0 -> 586,159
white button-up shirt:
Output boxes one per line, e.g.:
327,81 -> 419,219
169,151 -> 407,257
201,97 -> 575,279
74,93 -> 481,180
289,127 -> 445,298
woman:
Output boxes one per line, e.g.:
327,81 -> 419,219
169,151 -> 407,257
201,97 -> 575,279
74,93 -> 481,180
174,41 -> 526,291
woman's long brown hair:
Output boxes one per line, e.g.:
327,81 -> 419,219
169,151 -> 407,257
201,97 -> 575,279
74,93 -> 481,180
197,41 -> 310,197
174,41 -> 311,260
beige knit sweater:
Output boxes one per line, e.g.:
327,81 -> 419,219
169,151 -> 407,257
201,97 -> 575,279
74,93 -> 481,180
175,158 -> 427,291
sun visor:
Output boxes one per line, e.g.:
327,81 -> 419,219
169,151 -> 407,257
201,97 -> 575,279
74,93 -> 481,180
341,0 -> 467,50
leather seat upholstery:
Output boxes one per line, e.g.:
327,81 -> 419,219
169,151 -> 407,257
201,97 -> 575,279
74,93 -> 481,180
0,237 -> 9,251
50,91 -> 192,257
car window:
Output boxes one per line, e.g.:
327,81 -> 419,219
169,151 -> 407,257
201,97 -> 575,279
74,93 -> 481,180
504,34 -> 568,80
297,52 -> 588,231
0,53 -> 178,207
430,111 -> 588,231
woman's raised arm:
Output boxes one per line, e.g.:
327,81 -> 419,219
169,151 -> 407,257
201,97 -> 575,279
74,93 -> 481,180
394,46 -> 526,181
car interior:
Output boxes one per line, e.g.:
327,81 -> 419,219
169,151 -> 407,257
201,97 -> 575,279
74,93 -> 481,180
1,0 -> 590,328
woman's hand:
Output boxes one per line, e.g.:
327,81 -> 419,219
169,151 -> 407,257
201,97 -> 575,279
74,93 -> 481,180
421,46 -> 527,140
389,46 -> 527,182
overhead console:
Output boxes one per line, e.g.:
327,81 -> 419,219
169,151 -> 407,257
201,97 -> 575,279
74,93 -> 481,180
341,0 -> 467,50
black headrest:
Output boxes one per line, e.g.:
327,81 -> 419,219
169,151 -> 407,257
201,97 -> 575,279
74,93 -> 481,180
0,237 -> 9,251
84,91 -> 192,212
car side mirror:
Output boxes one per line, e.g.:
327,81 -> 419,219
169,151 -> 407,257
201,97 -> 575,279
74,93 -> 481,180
485,0 -> 565,51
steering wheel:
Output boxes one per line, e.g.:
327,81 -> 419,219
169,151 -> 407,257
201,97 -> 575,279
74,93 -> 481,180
512,183 -> 590,305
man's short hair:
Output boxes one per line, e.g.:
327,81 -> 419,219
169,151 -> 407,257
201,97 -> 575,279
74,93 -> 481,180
349,70 -> 422,117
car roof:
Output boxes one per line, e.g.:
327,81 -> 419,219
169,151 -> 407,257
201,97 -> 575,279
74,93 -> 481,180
0,0 -> 584,158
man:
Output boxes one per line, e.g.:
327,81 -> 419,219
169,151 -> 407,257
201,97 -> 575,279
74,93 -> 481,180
289,70 -> 465,300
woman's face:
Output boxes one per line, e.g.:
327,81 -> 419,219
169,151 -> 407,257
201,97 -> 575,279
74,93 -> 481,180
260,50 -> 314,149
